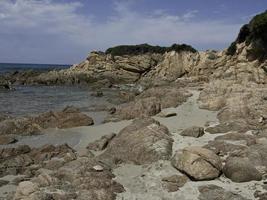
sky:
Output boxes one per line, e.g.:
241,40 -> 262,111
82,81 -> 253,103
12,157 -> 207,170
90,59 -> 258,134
0,0 -> 266,64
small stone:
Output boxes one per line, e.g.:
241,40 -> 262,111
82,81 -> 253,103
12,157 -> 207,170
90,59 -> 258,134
180,126 -> 205,138
158,110 -> 177,118
162,175 -> 188,192
92,165 -> 104,171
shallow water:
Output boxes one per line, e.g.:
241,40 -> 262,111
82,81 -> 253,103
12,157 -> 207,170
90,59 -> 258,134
0,85 -> 106,117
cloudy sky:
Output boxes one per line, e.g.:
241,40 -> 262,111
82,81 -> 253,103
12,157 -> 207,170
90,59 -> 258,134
0,0 -> 266,64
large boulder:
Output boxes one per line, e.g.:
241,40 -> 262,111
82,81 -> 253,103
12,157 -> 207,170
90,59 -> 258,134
180,126 -> 205,138
98,118 -> 173,166
110,97 -> 161,120
204,140 -> 248,156
198,184 -> 249,200
223,157 -> 262,182
171,147 -> 222,180
14,181 -> 38,199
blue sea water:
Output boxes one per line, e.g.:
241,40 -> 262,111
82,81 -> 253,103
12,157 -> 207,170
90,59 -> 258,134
0,63 -> 70,74
0,63 -> 109,123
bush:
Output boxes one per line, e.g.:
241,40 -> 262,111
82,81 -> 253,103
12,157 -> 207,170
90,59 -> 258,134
228,11 -> 267,60
105,43 -> 197,56
226,42 -> 237,56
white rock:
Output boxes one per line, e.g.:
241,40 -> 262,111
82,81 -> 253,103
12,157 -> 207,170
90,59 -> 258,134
93,165 -> 104,171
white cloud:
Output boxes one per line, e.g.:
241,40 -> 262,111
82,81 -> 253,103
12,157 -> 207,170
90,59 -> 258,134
0,0 -> 242,64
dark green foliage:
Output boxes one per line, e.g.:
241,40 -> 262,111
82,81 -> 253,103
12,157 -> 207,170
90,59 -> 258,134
247,11 -> 267,60
105,43 -> 197,56
236,25 -> 250,43
227,10 -> 267,60
226,42 -> 237,56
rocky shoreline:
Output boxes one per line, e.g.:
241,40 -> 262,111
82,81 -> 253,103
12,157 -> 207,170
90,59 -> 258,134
0,11 -> 267,200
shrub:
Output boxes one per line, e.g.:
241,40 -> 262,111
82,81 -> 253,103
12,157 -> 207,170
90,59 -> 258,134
226,42 -> 237,56
105,43 -> 197,56
227,11 -> 267,61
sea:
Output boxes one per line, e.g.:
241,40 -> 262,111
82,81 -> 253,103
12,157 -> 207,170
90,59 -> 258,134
0,63 -> 109,123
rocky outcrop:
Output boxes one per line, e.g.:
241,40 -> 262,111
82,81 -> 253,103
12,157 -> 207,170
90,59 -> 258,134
3,144 -> 124,200
98,118 -> 173,166
105,85 -> 191,121
0,144 -> 75,177
171,147 -> 222,180
107,97 -> 161,121
0,106 -> 94,135
199,80 -> 267,131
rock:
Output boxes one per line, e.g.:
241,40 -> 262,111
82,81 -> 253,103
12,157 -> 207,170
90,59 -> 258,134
223,157 -> 262,182
87,133 -> 116,151
92,165 -> 104,171
14,181 -> 38,198
111,97 -> 161,120
180,126 -> 205,138
205,121 -> 248,134
214,132 -> 256,146
0,118 -> 42,135
98,118 -> 173,166
254,191 -> 267,200
171,147 -> 222,180
198,184 -> 249,200
0,144 -> 75,177
245,144 -> 267,167
0,79 -> 12,90
161,174 -> 188,192
158,110 -> 177,118
203,140 -> 248,156
0,106 -> 94,135
33,106 -> 94,129
0,135 -> 17,145
137,86 -> 191,109
108,107 -> 116,114
0,114 -> 10,122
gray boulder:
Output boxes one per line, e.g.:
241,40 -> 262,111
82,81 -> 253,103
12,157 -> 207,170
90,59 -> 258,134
223,157 -> 262,182
171,147 -> 222,180
98,118 -> 173,166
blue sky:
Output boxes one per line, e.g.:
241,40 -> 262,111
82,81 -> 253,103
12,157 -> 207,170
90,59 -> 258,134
0,0 -> 266,64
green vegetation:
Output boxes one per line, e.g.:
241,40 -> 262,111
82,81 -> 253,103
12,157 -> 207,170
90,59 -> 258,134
226,42 -> 237,56
105,43 -> 197,56
226,11 -> 267,60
